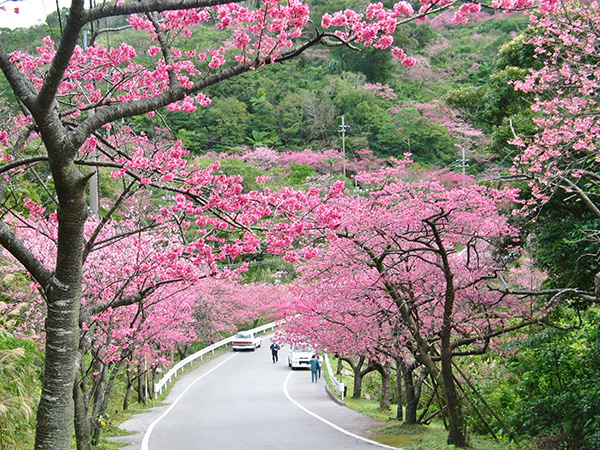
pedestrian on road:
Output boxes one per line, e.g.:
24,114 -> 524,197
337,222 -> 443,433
318,354 -> 322,379
270,342 -> 280,363
310,354 -> 320,382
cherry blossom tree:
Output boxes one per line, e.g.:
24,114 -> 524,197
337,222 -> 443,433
509,0 -> 600,212
1,197 -> 208,444
0,0 -> 559,448
193,278 -> 290,337
278,167 -> 553,446
507,0 -> 600,301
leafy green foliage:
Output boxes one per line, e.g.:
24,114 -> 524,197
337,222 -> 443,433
532,218 -> 600,293
444,32 -> 538,158
287,162 -> 315,184
522,186 -> 600,295
505,314 -> 600,449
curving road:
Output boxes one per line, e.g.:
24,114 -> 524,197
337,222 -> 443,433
115,336 -> 398,450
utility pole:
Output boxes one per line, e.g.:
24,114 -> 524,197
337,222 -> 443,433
338,115 -> 350,178
461,145 -> 467,188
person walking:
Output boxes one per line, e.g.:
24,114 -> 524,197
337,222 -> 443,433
270,342 -> 280,363
318,354 -> 322,379
310,354 -> 320,382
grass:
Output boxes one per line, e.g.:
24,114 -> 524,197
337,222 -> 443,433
340,396 -> 522,450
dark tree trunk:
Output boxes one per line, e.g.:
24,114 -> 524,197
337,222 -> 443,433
92,359 -> 123,444
374,361 -> 391,411
398,357 -> 421,424
177,345 -> 189,360
151,369 -> 157,399
353,370 -> 364,399
123,380 -> 132,411
73,376 -> 92,450
441,296 -> 466,445
431,219 -> 467,448
90,365 -> 107,445
395,359 -> 403,421
406,367 -> 421,424
137,363 -> 147,404
34,164 -> 88,449
341,356 -> 377,399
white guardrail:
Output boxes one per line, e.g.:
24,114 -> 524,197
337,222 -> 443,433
324,353 -> 345,401
154,321 -> 278,398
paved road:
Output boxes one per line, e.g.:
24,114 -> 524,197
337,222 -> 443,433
113,336 -> 398,450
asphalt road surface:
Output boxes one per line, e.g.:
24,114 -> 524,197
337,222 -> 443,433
114,336 -> 399,450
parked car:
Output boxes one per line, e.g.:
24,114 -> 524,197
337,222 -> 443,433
287,344 -> 314,369
232,331 -> 262,351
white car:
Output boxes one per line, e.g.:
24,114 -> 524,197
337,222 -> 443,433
287,344 -> 314,369
232,331 -> 262,351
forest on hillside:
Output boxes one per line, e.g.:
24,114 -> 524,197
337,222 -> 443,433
1,1 -> 599,449
0,2 -> 529,167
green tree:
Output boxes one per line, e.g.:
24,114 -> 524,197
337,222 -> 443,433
376,105 -> 456,164
287,162 -> 315,184
506,313 -> 600,449
444,33 -> 539,159
206,97 -> 251,148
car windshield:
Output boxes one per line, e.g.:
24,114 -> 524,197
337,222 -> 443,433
293,346 -> 312,353
236,333 -> 251,339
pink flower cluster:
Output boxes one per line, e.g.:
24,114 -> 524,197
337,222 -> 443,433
454,3 -> 482,24
357,83 -> 398,99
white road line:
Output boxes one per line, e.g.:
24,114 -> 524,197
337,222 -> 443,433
141,353 -> 239,450
283,372 -> 402,449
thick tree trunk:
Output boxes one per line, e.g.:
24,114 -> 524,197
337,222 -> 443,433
341,356 -> 376,399
439,249 -> 467,446
353,370 -> 364,399
377,361 -> 392,411
34,172 -> 87,449
442,354 -> 465,446
137,363 -> 147,404
398,358 -> 420,424
35,292 -> 80,450
123,380 -> 132,411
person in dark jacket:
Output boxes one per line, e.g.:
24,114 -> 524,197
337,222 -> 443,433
270,342 -> 280,363
310,354 -> 320,382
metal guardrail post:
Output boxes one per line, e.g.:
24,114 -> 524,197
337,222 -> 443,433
324,354 -> 345,401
